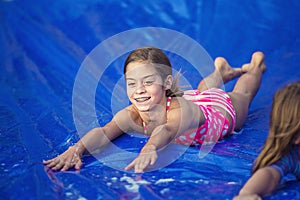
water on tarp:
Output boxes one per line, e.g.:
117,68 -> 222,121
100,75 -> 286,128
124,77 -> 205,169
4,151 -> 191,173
1,0 -> 300,199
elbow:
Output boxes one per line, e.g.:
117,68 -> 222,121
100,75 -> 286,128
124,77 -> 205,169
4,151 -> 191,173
257,167 -> 280,196
151,125 -> 176,146
164,125 -> 177,141
264,167 -> 281,194
237,167 -> 280,198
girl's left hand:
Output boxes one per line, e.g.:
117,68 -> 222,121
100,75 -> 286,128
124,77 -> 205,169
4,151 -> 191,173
125,145 -> 158,173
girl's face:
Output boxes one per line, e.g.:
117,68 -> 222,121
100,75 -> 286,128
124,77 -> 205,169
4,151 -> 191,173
125,62 -> 169,112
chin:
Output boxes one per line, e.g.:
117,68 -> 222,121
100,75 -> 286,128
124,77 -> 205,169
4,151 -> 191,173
133,102 -> 152,112
136,106 -> 150,112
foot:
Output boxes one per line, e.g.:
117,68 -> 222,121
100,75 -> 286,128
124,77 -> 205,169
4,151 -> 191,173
241,52 -> 266,73
214,57 -> 243,83
241,63 -> 250,73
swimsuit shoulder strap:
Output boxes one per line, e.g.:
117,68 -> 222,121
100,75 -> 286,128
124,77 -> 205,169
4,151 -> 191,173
166,96 -> 172,112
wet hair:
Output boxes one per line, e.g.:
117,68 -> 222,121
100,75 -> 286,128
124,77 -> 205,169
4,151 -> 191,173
252,81 -> 300,173
124,46 -> 183,97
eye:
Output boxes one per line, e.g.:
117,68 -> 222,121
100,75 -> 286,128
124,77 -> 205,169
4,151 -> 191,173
143,77 -> 156,86
144,80 -> 154,86
126,81 -> 136,87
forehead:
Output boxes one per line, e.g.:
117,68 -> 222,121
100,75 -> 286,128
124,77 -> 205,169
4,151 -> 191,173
125,62 -> 158,77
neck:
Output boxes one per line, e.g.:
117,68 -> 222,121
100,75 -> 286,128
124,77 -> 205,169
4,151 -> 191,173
139,96 -> 172,124
139,105 -> 166,124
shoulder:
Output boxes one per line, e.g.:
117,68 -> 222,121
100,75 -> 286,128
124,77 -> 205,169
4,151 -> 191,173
168,97 -> 193,117
113,105 -> 140,123
169,96 -> 197,109
108,105 -> 140,132
169,96 -> 203,116
167,96 -> 205,130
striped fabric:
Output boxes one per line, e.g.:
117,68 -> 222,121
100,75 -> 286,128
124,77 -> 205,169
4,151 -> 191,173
175,88 -> 236,146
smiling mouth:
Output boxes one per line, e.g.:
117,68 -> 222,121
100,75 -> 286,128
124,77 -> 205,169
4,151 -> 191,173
135,97 -> 151,103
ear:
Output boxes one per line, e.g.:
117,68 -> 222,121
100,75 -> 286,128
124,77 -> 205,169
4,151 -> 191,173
293,130 -> 300,145
164,75 -> 173,90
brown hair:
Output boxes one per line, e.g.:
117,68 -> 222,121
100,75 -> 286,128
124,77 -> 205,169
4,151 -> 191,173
252,81 -> 300,173
124,46 -> 183,97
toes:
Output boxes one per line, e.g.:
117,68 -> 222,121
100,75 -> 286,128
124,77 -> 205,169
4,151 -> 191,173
241,63 -> 250,72
251,52 -> 266,72
251,52 -> 265,65
214,57 -> 228,69
233,68 -> 243,76
252,51 -> 264,60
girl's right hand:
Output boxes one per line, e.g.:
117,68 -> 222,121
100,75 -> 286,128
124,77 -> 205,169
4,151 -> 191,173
43,145 -> 83,171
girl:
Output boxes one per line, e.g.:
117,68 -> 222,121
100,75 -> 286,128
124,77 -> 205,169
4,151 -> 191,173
43,47 -> 266,173
234,82 -> 300,200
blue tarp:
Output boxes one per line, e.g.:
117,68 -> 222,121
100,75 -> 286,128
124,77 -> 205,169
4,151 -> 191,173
1,0 -> 299,199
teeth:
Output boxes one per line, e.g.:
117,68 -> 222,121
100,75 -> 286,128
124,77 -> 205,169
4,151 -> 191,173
135,97 -> 150,102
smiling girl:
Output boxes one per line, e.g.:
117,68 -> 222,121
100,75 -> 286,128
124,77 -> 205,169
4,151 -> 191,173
44,47 -> 266,172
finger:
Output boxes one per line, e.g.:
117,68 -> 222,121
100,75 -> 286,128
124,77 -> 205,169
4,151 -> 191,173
134,163 -> 146,173
51,160 -> 65,171
74,160 -> 82,170
46,159 -> 60,168
134,168 -> 144,173
134,160 -> 143,173
125,160 -> 135,171
43,159 -> 53,164
43,157 -> 59,165
51,163 -> 63,171
61,161 -> 74,171
149,156 -> 156,165
135,159 -> 150,173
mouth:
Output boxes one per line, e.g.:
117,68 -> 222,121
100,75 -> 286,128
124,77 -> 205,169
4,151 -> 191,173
135,97 -> 151,103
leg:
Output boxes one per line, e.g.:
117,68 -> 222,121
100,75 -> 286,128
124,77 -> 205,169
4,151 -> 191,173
197,57 -> 243,92
228,52 -> 266,130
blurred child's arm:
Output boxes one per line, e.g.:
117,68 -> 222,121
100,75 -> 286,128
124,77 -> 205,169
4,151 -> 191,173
234,167 -> 281,200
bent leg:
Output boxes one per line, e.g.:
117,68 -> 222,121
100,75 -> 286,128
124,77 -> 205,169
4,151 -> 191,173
197,57 -> 243,92
228,52 -> 266,130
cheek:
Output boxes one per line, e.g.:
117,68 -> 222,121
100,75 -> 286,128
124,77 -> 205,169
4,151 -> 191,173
126,88 -> 134,98
148,85 -> 164,95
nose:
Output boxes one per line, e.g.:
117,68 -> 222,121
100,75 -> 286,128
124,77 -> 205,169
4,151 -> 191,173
135,82 -> 146,94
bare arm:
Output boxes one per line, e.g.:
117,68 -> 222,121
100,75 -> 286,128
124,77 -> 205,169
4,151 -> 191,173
43,108 -> 132,171
234,167 -> 281,200
147,98 -> 204,149
125,98 -> 205,172
79,118 -> 126,154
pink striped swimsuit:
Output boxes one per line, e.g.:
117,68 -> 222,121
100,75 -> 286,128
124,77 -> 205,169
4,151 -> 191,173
174,88 -> 236,146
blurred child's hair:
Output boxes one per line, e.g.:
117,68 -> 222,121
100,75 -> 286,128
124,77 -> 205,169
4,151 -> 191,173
252,81 -> 300,173
124,46 -> 183,97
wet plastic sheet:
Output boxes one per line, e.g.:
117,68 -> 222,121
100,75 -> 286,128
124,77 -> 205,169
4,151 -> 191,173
1,0 -> 300,199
